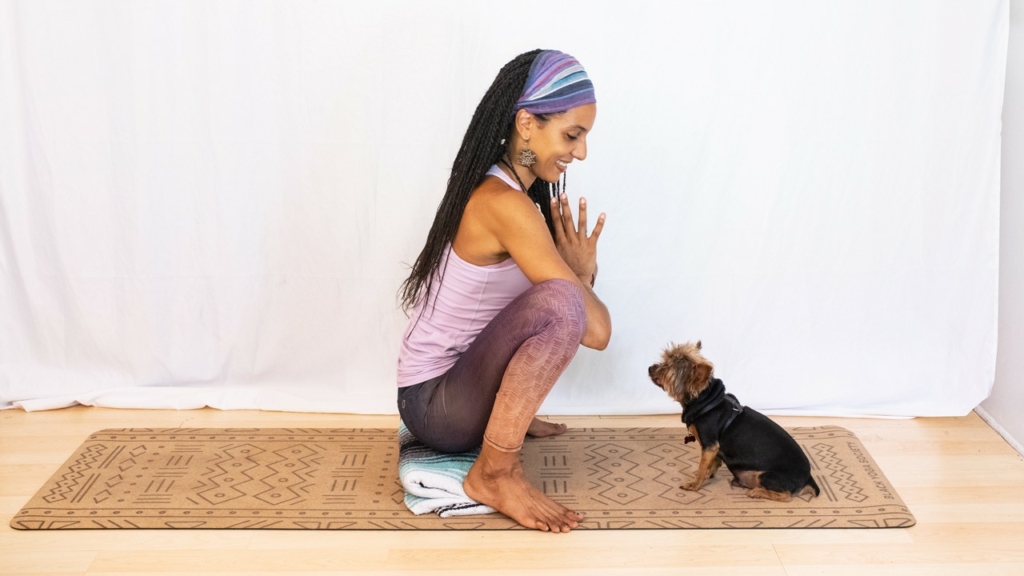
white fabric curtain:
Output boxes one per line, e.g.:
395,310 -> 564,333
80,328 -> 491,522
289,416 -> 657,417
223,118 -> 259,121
0,1 -> 1008,416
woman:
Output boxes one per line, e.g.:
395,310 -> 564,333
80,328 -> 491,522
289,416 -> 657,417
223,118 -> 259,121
396,49 -> 611,533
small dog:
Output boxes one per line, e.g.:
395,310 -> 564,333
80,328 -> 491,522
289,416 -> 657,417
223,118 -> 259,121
648,341 -> 819,502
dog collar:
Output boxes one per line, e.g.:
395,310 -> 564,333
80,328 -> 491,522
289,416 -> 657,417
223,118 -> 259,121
682,378 -> 744,431
681,396 -> 742,423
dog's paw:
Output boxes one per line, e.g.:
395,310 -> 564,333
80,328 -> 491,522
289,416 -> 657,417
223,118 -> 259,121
680,481 -> 703,492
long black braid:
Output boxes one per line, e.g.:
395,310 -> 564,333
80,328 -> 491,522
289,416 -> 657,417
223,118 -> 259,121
398,49 -> 569,313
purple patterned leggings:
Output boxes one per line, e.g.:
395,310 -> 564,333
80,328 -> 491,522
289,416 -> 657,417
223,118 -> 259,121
397,279 -> 585,453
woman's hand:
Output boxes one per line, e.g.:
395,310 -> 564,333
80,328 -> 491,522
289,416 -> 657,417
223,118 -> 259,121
551,193 -> 605,286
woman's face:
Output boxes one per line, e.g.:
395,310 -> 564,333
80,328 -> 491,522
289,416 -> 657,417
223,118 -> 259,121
521,103 -> 597,184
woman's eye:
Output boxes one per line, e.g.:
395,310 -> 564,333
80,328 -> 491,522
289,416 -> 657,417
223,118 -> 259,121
567,133 -> 580,141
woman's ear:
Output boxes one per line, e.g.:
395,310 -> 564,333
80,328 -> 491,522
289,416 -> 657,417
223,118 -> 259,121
514,109 -> 534,140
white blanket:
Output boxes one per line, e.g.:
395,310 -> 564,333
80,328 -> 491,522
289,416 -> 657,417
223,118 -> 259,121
397,423 -> 495,518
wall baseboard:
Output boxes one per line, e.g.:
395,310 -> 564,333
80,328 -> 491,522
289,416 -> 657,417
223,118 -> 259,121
975,407 -> 1024,458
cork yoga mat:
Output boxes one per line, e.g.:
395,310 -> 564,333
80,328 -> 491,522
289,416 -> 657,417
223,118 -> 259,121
11,426 -> 914,530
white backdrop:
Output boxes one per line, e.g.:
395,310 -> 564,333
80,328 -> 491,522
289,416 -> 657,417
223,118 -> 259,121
0,1 -> 1008,416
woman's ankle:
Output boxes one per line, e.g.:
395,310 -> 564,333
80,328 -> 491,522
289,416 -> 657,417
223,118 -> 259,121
474,442 -> 522,475
482,433 -> 522,454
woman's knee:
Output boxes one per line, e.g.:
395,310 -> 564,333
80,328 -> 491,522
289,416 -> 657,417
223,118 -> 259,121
525,279 -> 586,340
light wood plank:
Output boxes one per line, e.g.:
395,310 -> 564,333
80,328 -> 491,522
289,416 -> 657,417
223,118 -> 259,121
775,541 -> 1024,564
84,571 -> 787,576
783,565 -> 1024,576
86,549 -> 387,572
0,530 -> 253,553
0,549 -> 96,574
385,545 -> 784,570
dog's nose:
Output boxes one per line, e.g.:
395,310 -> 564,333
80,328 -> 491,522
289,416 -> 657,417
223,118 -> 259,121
648,365 -> 657,377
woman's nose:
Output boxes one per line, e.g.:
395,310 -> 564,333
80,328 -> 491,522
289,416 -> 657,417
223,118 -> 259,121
573,138 -> 587,161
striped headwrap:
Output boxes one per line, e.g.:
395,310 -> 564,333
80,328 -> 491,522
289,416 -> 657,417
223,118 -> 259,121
514,50 -> 596,115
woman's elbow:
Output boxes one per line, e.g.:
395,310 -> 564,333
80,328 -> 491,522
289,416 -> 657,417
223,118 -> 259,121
582,324 -> 611,350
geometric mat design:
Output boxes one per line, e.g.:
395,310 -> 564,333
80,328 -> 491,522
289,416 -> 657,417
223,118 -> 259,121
11,426 -> 914,530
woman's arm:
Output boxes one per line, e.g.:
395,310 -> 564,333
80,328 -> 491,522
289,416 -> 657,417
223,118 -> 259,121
479,186 -> 611,350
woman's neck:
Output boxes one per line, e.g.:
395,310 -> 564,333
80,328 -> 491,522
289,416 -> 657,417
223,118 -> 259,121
499,156 -> 537,192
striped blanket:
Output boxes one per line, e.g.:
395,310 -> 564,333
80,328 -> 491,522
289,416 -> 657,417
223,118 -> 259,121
397,422 -> 496,518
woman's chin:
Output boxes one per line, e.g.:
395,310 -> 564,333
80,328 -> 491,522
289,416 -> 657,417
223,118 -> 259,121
534,169 -> 562,185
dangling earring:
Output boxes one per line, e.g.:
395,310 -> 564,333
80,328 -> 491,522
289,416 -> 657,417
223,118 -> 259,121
517,141 -> 537,167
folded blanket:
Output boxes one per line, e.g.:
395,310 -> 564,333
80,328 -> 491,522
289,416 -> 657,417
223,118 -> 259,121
398,422 -> 496,518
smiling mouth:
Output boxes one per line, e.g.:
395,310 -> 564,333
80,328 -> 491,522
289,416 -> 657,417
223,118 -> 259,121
556,160 -> 569,170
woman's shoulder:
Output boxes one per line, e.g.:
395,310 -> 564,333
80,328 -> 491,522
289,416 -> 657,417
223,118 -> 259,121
455,175 -> 548,264
467,176 -> 543,225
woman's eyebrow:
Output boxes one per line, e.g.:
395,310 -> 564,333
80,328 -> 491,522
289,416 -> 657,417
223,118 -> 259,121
568,125 -> 589,132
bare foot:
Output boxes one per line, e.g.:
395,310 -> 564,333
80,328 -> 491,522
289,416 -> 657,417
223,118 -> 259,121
526,417 -> 567,438
464,442 -> 584,532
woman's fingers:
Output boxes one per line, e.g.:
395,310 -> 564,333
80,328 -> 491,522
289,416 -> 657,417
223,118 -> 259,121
558,193 -> 577,235
590,212 -> 606,242
549,196 -> 567,243
573,197 -> 606,245
577,198 -> 588,238
552,193 -> 605,246
547,192 -> 605,281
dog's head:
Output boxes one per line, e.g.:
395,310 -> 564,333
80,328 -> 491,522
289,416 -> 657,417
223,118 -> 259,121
648,341 -> 714,407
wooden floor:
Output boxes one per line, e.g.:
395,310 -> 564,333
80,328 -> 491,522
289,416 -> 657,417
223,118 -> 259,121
1,407 -> 1023,575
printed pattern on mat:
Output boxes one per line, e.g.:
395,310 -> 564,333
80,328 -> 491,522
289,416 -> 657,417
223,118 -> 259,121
11,426 -> 914,530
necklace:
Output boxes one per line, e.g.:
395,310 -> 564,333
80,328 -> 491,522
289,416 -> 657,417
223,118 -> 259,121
499,154 -> 531,193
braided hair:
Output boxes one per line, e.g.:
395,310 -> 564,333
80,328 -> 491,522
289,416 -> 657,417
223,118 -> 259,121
398,49 -> 567,313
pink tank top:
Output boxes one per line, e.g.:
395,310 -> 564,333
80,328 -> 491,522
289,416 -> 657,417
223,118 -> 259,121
396,166 -> 533,387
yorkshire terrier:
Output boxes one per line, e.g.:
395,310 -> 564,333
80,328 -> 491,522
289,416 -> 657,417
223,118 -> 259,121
648,341 -> 819,502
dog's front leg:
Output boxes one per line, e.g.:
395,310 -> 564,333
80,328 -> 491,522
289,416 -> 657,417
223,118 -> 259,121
683,443 -> 720,492
707,454 -> 722,478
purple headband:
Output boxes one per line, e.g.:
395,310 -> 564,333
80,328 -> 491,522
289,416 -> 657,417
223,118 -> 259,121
514,50 -> 596,114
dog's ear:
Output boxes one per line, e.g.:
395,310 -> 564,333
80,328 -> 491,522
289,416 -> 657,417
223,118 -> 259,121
696,340 -> 702,350
695,363 -> 712,387
671,357 -> 693,400
684,362 -> 713,399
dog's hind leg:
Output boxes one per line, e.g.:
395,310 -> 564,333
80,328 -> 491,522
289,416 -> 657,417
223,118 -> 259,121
730,469 -> 760,490
746,486 -> 793,502
730,470 -> 794,501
